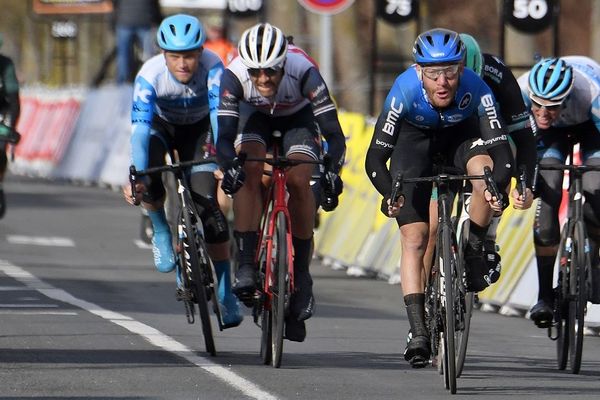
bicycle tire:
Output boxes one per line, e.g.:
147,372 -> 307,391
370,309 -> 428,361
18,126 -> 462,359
197,237 -> 224,331
440,222 -> 457,394
569,221 -> 588,374
271,211 -> 288,368
182,209 -> 216,356
556,226 -> 570,370
455,218 -> 472,377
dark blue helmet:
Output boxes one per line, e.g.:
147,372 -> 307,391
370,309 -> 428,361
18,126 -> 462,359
413,28 -> 464,65
157,14 -> 205,52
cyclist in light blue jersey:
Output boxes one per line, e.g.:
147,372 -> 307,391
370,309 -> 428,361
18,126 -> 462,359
124,14 -> 242,328
517,56 -> 600,327
365,28 -> 514,367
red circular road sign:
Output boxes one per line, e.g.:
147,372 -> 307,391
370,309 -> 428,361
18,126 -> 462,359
298,0 -> 354,15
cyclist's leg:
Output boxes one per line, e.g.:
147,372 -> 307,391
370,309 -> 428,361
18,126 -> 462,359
231,112 -> 270,298
531,130 -> 568,326
450,120 -> 497,292
390,121 -> 433,365
142,130 -> 175,273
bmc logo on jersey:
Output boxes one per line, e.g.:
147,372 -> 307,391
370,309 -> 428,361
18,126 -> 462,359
458,93 -> 472,109
382,97 -> 403,136
481,94 -> 502,130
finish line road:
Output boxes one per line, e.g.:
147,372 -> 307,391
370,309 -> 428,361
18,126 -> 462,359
1,176 -> 599,399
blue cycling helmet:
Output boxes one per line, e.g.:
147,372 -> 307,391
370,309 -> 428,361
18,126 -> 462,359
413,28 -> 464,65
157,14 -> 205,52
528,58 -> 574,105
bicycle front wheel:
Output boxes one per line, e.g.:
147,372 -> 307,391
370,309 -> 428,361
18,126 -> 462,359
555,226 -> 570,370
440,223 -> 457,394
270,211 -> 289,368
181,210 -> 216,356
569,221 -> 588,374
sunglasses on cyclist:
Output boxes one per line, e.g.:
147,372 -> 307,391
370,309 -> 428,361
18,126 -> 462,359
248,67 -> 283,78
421,64 -> 460,80
530,96 -> 562,111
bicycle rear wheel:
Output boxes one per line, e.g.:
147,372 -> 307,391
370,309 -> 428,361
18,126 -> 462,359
455,219 -> 472,377
569,221 -> 588,374
181,210 -> 216,356
270,211 -> 289,368
440,223 -> 457,394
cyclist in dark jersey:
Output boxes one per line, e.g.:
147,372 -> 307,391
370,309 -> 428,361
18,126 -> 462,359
0,33 -> 21,219
365,28 -> 514,367
123,14 -> 242,328
455,34 -> 536,279
217,23 -> 346,342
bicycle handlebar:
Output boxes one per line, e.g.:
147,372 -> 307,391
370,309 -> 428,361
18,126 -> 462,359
128,157 -> 218,206
532,163 -> 600,194
392,166 -> 503,207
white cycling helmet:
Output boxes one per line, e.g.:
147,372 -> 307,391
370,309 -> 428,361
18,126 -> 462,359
238,23 -> 288,69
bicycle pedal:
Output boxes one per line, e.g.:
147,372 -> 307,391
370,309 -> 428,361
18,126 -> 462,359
535,319 -> 552,329
408,356 -> 429,369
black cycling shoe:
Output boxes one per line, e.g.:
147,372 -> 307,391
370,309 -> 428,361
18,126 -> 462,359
290,274 -> 315,321
465,243 -> 490,292
232,263 -> 257,307
483,239 -> 502,284
530,299 -> 553,328
404,334 -> 431,368
285,316 -> 306,342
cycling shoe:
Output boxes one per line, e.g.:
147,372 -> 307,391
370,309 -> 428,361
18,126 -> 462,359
404,333 -> 431,368
152,230 -> 176,273
530,299 -> 553,328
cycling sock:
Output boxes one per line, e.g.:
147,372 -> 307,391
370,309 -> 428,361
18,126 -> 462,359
148,208 -> 170,234
468,221 -> 490,252
536,255 -> 555,302
485,215 -> 501,241
404,293 -> 427,337
292,236 -> 313,278
234,231 -> 258,266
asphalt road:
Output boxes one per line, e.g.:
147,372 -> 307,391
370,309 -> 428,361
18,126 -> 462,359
1,176 -> 600,400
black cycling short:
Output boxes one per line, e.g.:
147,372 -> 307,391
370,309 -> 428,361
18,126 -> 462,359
534,120 -> 600,246
391,116 -> 487,226
143,116 -> 229,244
234,104 -> 321,160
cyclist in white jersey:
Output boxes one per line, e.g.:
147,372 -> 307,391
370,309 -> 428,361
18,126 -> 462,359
123,14 -> 242,328
216,23 -> 346,342
517,56 -> 600,327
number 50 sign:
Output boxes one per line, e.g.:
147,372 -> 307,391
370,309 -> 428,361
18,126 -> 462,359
504,0 -> 557,33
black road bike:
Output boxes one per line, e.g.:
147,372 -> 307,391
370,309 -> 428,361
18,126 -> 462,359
130,154 -> 229,356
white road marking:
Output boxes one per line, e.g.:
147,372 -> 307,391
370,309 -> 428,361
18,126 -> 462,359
0,310 -> 78,315
0,304 -> 58,308
0,260 -> 278,400
134,239 -> 153,249
7,235 -> 75,247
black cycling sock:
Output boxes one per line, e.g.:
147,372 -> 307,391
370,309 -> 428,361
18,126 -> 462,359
404,293 -> 427,337
292,236 -> 313,278
234,231 -> 258,266
468,221 -> 490,252
536,255 -> 555,302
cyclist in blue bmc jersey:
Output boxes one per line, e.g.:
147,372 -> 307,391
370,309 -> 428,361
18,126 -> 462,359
365,28 -> 514,367
123,14 -> 242,328
216,23 -> 346,342
517,57 -> 600,327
